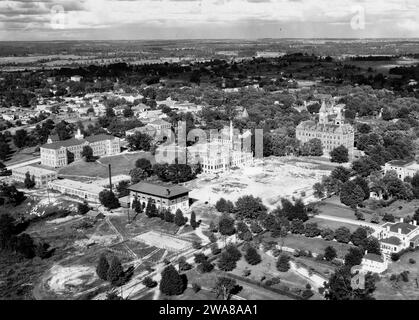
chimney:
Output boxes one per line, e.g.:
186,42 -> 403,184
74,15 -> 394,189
413,220 -> 417,226
398,228 -> 402,234
387,226 -> 390,232
400,217 -> 404,223
167,188 -> 171,196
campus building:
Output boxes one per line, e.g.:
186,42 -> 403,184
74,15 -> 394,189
296,100 -> 355,160
187,122 -> 253,174
40,129 -> 121,168
12,165 -> 58,188
384,160 -> 419,180
128,182 -> 190,212
372,218 -> 419,260
48,179 -> 104,203
361,252 -> 388,274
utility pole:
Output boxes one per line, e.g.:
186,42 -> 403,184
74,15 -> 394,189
108,164 -> 112,193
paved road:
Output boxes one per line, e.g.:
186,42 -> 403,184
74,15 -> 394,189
315,214 -> 382,231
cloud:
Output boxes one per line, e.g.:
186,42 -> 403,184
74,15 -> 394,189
0,0 -> 418,39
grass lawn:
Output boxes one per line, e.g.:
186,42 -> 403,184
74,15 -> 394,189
375,250 -> 419,300
58,151 -> 152,178
307,218 -> 359,233
278,234 -> 352,259
314,197 -> 358,219
371,199 -> 419,219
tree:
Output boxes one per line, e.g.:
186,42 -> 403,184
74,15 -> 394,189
344,247 -> 364,267
142,276 -> 158,288
363,237 -> 381,255
96,254 -> 110,281
324,246 -> 337,261
353,176 -> 370,200
350,227 -> 368,247
235,195 -> 267,219
159,265 -> 185,296
304,222 -> 321,238
174,209 -> 186,226
107,256 -> 124,286
99,190 -> 120,210
190,211 -> 197,229
321,228 -> 335,241
331,166 -> 352,183
352,156 -> 381,177
313,182 -> 325,199
244,247 -> 262,265
24,172 -> 35,189
340,181 -> 365,209
218,214 -> 235,236
325,266 -> 376,300
330,145 -> 349,163
129,167 -> 148,184
77,201 -> 90,215
276,254 -> 291,272
215,198 -> 235,213
213,277 -> 237,300
135,158 -> 152,175
250,221 -> 263,234
290,219 -> 305,234
126,132 -> 152,151
81,145 -> 95,162
13,129 -> 28,149
300,138 -> 323,156
334,227 -> 351,244
123,106 -> 134,118
116,180 -> 130,197
15,233 -> 35,258
218,252 -> 237,271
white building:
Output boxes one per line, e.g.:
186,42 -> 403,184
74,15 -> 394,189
384,160 -> 419,180
128,182 -> 190,212
373,218 -> 419,259
41,130 -> 121,168
48,179 -> 104,203
70,75 -> 83,82
12,165 -> 57,188
296,100 -> 355,160
361,252 -> 388,274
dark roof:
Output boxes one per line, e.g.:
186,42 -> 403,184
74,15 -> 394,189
382,222 -> 417,235
364,253 -> 384,263
296,120 -> 354,134
41,134 -> 115,150
380,236 -> 401,246
128,182 -> 190,199
386,159 -> 415,167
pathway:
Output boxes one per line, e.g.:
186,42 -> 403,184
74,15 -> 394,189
315,214 -> 382,231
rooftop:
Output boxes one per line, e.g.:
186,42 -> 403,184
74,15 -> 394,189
128,181 -> 190,199
364,253 -> 384,263
49,179 -> 104,195
41,134 -> 116,150
13,165 -> 57,176
380,236 -> 402,246
386,159 -> 416,167
382,222 -> 418,235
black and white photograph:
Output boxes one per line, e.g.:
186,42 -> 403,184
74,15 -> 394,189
1,0 -> 419,308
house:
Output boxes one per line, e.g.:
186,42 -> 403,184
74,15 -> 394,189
2,114 -> 15,121
128,182 -> 190,212
40,129 -> 120,168
12,165 -> 57,188
384,160 -> 419,180
373,218 -> 419,259
70,75 -> 83,82
361,252 -> 388,274
48,179 -> 104,203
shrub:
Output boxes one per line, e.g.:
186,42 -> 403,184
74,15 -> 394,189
276,254 -> 291,272
242,269 -> 251,277
159,265 -> 186,296
409,258 -> 416,264
197,261 -> 214,273
192,283 -> 201,293
391,252 -> 400,262
302,289 -> 314,299
244,247 -> 262,265
142,276 -> 157,288
192,241 -> 202,250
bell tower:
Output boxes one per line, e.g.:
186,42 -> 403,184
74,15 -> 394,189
318,100 -> 329,125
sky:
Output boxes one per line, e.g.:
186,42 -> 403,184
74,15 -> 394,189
0,0 -> 419,40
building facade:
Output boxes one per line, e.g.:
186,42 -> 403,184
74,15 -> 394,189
372,218 -> 419,259
384,160 -> 419,180
12,165 -> 57,188
296,100 -> 355,160
361,253 -> 388,274
41,130 -> 120,168
128,182 -> 190,212
48,179 -> 104,203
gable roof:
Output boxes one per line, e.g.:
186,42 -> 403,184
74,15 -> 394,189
364,253 -> 384,263
380,236 -> 401,246
41,134 -> 116,150
128,181 -> 190,199
382,222 -> 418,235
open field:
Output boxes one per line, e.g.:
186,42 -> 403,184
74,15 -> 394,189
307,218 -> 359,233
186,156 -> 335,209
264,233 -> 352,259
58,151 -> 152,178
375,250 -> 419,300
